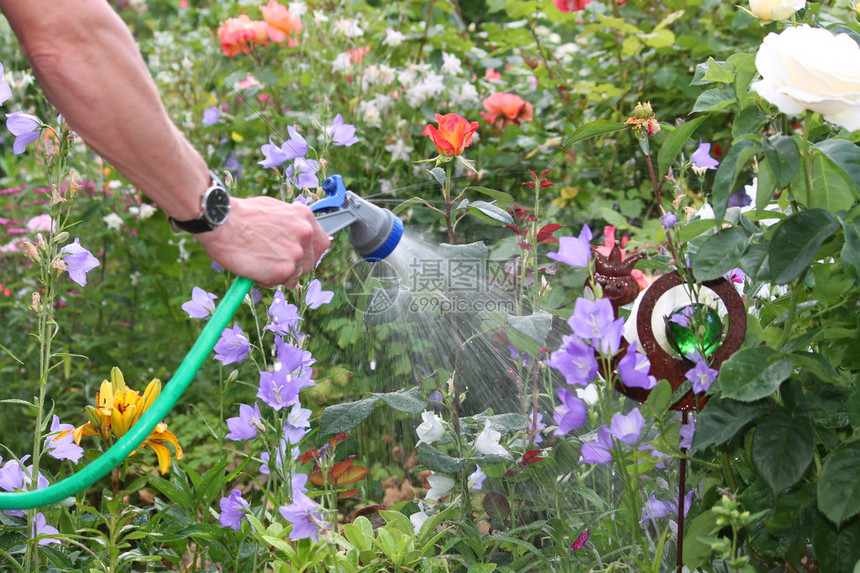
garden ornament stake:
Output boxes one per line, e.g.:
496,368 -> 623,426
0,175 -> 402,511
592,245 -> 747,572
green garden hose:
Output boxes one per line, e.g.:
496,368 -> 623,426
0,276 -> 255,511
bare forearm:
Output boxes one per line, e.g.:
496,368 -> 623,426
0,0 -> 206,220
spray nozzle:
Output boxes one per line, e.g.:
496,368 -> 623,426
310,175 -> 403,262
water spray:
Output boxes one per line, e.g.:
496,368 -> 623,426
0,175 -> 402,510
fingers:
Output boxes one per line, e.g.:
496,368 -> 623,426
196,196 -> 331,288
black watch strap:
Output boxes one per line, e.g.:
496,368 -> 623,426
168,170 -> 230,234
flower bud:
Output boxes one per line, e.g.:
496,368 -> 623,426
68,170 -> 81,198
30,292 -> 41,312
23,241 -> 40,262
52,231 -> 69,244
51,183 -> 66,205
51,256 -> 69,274
111,366 -> 127,393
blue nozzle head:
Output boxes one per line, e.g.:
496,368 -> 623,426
311,175 -> 403,262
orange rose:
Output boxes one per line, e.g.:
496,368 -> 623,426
480,92 -> 533,130
260,0 -> 302,47
422,114 -> 480,157
217,15 -> 269,57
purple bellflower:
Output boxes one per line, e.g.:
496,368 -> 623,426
529,410 -> 548,445
32,513 -> 60,546
286,157 -> 319,189
280,474 -> 326,541
609,408 -> 645,445
6,111 -> 42,154
275,336 -> 315,370
305,279 -> 333,309
468,465 -> 486,490
691,141 -> 720,171
544,335 -> 598,386
219,489 -> 250,530
660,212 -> 677,229
618,342 -> 658,390
580,426 -> 614,465
259,127 -> 308,169
214,323 -> 251,365
552,388 -> 587,436
0,63 -> 12,105
547,224 -> 592,268
0,457 -> 49,518
639,493 -> 671,523
686,351 -> 718,394
182,286 -> 218,319
327,113 -> 359,147
202,106 -> 220,126
284,403 -> 312,444
260,439 -> 299,475
568,297 -> 624,354
44,415 -> 84,463
257,367 -> 313,412
225,403 -> 264,441
680,415 -> 696,450
265,291 -> 302,336
60,238 -> 100,287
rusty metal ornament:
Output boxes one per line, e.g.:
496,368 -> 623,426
591,246 -> 747,411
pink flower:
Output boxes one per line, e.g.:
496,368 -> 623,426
571,529 -> 590,550
553,0 -> 592,12
260,0 -> 302,46
25,214 -> 53,233
480,92 -> 534,130
217,15 -> 269,57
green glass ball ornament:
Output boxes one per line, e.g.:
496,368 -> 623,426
665,303 -> 723,358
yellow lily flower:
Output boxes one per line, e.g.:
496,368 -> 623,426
73,367 -> 182,474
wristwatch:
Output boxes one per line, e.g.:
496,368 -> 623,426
168,170 -> 231,233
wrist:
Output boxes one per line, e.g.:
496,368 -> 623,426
168,170 -> 231,234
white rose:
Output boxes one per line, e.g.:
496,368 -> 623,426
752,25 -> 860,132
748,0 -> 804,21
416,411 -> 444,446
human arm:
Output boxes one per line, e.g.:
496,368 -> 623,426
0,0 -> 329,287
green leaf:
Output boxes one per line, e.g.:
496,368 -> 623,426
752,407 -> 814,493
817,440 -> 860,525
839,212 -> 860,272
417,443 -> 465,473
768,208 -> 839,285
809,155 -> 857,213
762,135 -> 800,189
693,397 -> 765,450
812,514 -> 860,573
375,387 -> 427,415
712,138 -> 760,224
318,397 -> 377,436
755,158 -> 777,213
682,510 -> 720,569
473,412 -> 531,433
692,86 -> 736,113
427,167 -> 446,186
465,186 -> 517,209
691,226 -> 750,281
701,57 -> 734,83
393,197 -> 437,215
657,115 -> 709,177
438,241 -> 489,260
0,343 -> 22,365
732,105 -> 769,138
561,121 -> 628,151
740,242 -> 772,282
847,388 -> 860,429
719,346 -> 794,402
814,138 -> 860,197
506,311 -> 552,346
641,379 -> 672,419
467,200 -> 514,226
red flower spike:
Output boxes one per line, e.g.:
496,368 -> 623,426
537,224 -> 564,244
297,449 -> 320,465
524,181 -> 536,188
540,179 -> 555,188
521,449 -> 543,466
309,456 -> 370,487
330,432 -> 349,446
539,167 -> 552,178
571,529 -> 590,550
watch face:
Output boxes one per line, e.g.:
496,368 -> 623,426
204,186 -> 230,226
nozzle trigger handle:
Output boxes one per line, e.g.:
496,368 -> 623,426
310,175 -> 347,213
